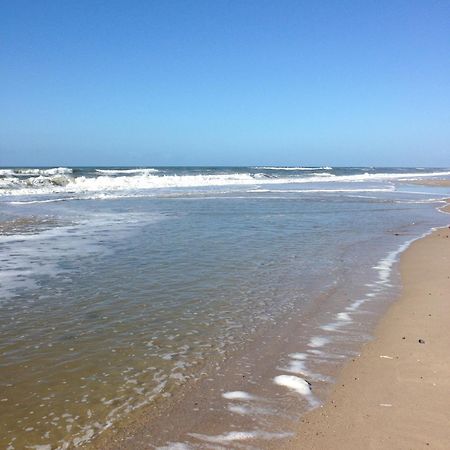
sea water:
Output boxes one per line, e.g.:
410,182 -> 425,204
0,166 -> 449,448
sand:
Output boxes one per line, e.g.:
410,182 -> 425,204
403,179 -> 450,188
286,224 -> 450,449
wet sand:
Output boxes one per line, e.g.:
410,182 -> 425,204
402,178 -> 450,187
287,221 -> 450,449
0,216 -> 60,234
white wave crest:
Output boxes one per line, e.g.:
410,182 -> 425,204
0,167 -> 73,176
95,168 -> 159,175
1,170 -> 450,197
254,166 -> 332,171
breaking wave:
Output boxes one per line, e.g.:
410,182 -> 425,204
254,166 -> 332,171
1,167 -> 450,197
0,167 -> 73,176
95,168 -> 159,175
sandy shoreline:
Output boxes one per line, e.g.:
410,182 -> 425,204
402,179 -> 450,188
285,221 -> 450,449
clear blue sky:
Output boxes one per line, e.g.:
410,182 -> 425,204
1,0 -> 449,167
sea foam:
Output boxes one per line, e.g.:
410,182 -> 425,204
222,391 -> 257,401
273,375 -> 311,396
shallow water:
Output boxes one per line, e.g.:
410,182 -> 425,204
0,167 -> 449,449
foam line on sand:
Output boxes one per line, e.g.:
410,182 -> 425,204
284,225 -> 450,449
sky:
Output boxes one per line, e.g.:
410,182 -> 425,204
0,0 -> 449,167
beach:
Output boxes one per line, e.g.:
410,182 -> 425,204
1,168 -> 450,449
287,211 -> 450,449
404,179 -> 450,188
2,0 -> 449,447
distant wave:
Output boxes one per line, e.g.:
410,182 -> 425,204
310,172 -> 336,177
95,168 -> 159,175
254,166 -> 333,171
0,167 -> 73,176
1,169 -> 450,197
0,173 -> 263,195
247,187 -> 396,194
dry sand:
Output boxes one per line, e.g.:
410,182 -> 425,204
286,223 -> 450,449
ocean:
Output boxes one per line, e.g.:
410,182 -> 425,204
1,166 -> 449,449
